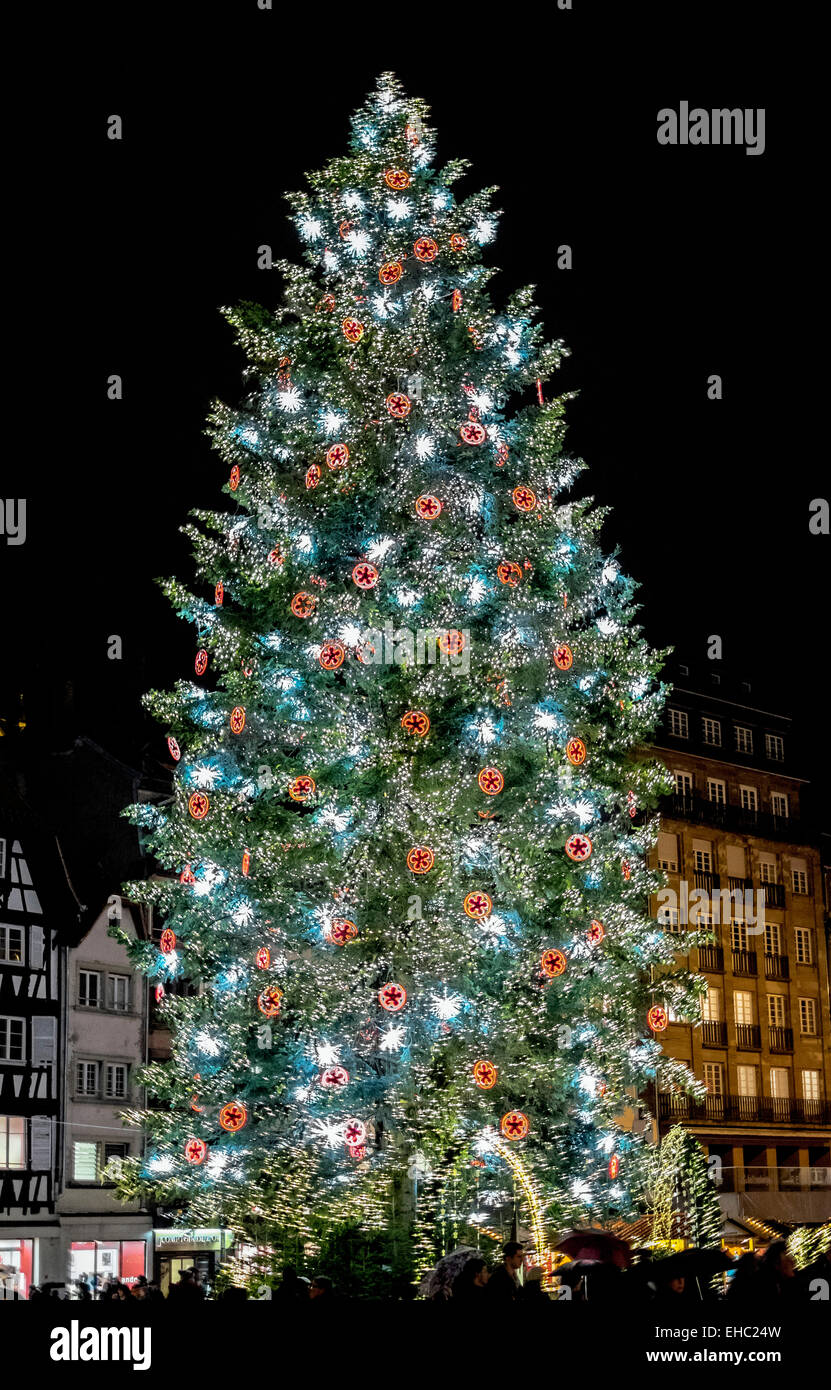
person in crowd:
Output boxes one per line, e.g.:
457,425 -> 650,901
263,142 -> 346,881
274,1264 -> 308,1301
485,1241 -> 524,1301
309,1275 -> 335,1303
169,1268 -> 202,1299
219,1284 -> 249,1301
452,1256 -> 490,1302
757,1241 -> 798,1300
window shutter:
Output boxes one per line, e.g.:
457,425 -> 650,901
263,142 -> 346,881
31,1016 -> 56,1067
656,832 -> 678,869
726,846 -> 746,878
30,1117 -> 53,1170
29,925 -> 44,970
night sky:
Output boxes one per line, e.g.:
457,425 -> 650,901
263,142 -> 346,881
4,11 -> 827,822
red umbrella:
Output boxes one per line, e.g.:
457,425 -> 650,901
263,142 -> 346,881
554,1228 -> 632,1268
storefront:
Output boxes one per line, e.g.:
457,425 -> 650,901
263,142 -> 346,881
69,1239 -> 147,1291
152,1228 -> 232,1296
0,1238 -> 34,1299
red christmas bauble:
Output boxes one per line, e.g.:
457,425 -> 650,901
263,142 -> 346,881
184,1138 -> 207,1165
326,443 -> 350,470
512,485 -> 537,512
608,1154 -> 620,1180
288,775 -> 316,801
463,891 -> 493,920
179,864 -> 195,886
229,465 -> 240,491
306,463 -> 322,490
478,767 -> 504,795
414,495 -> 443,519
472,1059 -> 497,1089
541,948 -> 567,978
452,289 -> 462,312
450,234 -> 466,250
647,1005 -> 668,1032
188,792 -> 209,821
378,982 -> 407,1012
241,849 -> 251,877
564,834 -> 592,862
343,1118 -> 366,1146
257,985 -> 283,1018
552,643 -> 574,671
379,261 -> 403,285
321,1066 -> 350,1088
230,706 -> 246,734
291,591 -> 317,618
317,293 -> 336,312
215,582 -> 224,606
400,710 -> 430,737
406,846 -> 434,874
438,629 -> 465,656
352,562 -> 379,589
155,984 -> 165,1002
160,928 -> 176,955
255,947 -> 270,970
329,918 -> 358,945
167,736 -> 181,761
497,561 -> 522,587
501,1111 -> 529,1141
268,546 -> 284,566
459,420 -> 487,446
219,1101 -> 247,1133
414,237 -> 438,262
195,650 -> 208,676
566,737 -> 587,766
587,919 -> 605,945
386,392 -> 411,419
318,642 -> 346,670
385,168 -> 411,189
341,318 -> 364,342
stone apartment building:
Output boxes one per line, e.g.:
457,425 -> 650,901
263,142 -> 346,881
648,667 -> 831,1240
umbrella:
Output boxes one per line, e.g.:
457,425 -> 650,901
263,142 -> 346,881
418,1246 -> 480,1301
554,1228 -> 632,1268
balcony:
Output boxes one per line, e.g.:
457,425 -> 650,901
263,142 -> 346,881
728,876 -> 753,894
731,949 -> 757,976
768,1026 -> 794,1053
694,869 -> 721,893
701,1020 -> 727,1047
658,1092 -> 831,1126
698,945 -> 724,972
765,953 -> 789,980
660,794 -> 805,844
735,1024 -> 762,1050
759,882 -> 785,910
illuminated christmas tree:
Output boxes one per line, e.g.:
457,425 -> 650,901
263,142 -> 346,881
116,74 -> 704,1283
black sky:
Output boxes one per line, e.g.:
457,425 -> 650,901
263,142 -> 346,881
4,8 -> 828,821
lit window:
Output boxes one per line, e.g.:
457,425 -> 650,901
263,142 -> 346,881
771,792 -> 789,819
73,1142 -> 99,1182
0,1115 -> 25,1169
798,998 -> 818,1035
702,718 -> 721,746
765,734 -> 784,761
0,926 -> 24,963
766,995 -> 787,1027
794,928 -> 813,965
801,1070 -> 821,1102
668,709 -> 689,739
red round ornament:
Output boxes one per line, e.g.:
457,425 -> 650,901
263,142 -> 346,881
321,1066 -> 350,1088
317,293 -> 336,312
188,792 -> 209,821
472,1059 -> 497,1089
215,582 -> 224,606
230,706 -> 246,734
195,650 -> 208,676
326,443 -> 350,470
268,546 -> 284,566
437,629 -> 465,656
167,736 -> 181,762
450,233 -> 466,251
179,864 -> 195,886
255,947 -> 270,970
291,591 -> 317,618
608,1154 -> 620,1180
385,168 -> 411,189
497,561 -> 522,587
414,237 -> 438,262
463,891 -> 493,920
338,219 -> 353,239
500,1111 -> 529,1141
288,775 -> 316,802
219,1101 -> 247,1133
512,485 -> 537,512
406,846 -> 434,874
587,919 -> 605,945
257,985 -> 283,1018
385,392 -> 411,419
318,642 -> 346,670
306,463 -> 322,490
241,849 -> 251,877
552,643 -> 574,671
541,948 -> 567,978
565,834 -> 592,862
379,261 -> 403,285
341,318 -> 364,343
349,1144 -> 366,1159
400,710 -> 430,737
378,982 -> 407,1012
229,465 -> 240,491
160,928 -> 176,955
452,289 -> 462,312
459,420 -> 487,446
566,737 -> 587,766
343,1118 -> 366,1146
478,767 -> 504,795
415,495 -> 443,519
184,1138 -> 207,1165
647,1005 -> 668,1032
329,918 -> 358,945
352,562 -> 379,589
155,984 -> 165,1002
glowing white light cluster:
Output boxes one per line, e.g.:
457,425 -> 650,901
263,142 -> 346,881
343,190 -> 363,211
299,217 -> 322,241
474,217 -> 496,244
232,900 -> 255,927
192,763 -> 222,789
596,616 -> 619,636
346,229 -> 371,257
276,387 -> 302,413
386,198 -> 411,221
339,621 -> 363,646
195,1030 -> 221,1057
415,434 -> 435,459
148,1155 -> 174,1175
367,535 -> 394,562
468,577 -> 488,604
321,410 -> 347,436
379,1024 -> 405,1053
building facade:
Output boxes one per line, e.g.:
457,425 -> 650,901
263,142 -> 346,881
649,672 -> 831,1238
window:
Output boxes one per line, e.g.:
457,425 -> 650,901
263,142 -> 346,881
758,855 -> 777,885
707,778 -> 726,805
764,923 -> 782,956
108,975 -> 130,1012
731,920 -> 749,952
668,708 -> 689,739
73,1142 -> 99,1182
701,986 -> 722,1022
0,1016 -> 25,1062
692,840 -> 713,873
794,928 -> 813,965
0,1115 -> 25,1169
0,926 -> 24,963
734,725 -> 753,754
733,991 -> 754,1025
104,1142 -> 129,1164
791,859 -> 809,895
736,1065 -> 757,1097
771,792 -> 789,819
0,838 -> 6,878
739,785 -> 759,813
769,1068 -> 790,1099
105,1064 -> 128,1100
767,994 -> 787,1027
657,905 -> 681,934
76,1062 -> 99,1096
765,733 -> 784,762
801,1071 -> 821,1102
703,1062 -> 724,1096
798,998 -> 818,1035
693,910 -> 715,934
702,717 -> 721,746
79,970 -> 101,1008
656,832 -> 679,872
674,770 -> 693,797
